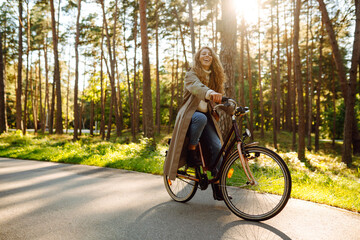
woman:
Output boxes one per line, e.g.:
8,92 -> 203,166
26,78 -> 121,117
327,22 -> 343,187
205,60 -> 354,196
163,46 -> 233,201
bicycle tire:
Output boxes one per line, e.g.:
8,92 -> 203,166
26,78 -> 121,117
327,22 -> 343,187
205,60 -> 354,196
220,146 -> 291,221
164,166 -> 198,203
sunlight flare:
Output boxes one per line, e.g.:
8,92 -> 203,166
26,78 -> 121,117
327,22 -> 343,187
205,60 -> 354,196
232,0 -> 259,24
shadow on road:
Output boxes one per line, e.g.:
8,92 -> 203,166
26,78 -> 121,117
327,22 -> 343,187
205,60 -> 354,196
221,220 -> 292,240
125,201 -> 292,240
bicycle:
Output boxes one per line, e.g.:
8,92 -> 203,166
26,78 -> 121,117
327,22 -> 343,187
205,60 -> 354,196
164,98 -> 292,221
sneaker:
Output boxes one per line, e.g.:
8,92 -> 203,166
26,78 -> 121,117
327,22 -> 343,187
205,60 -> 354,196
187,149 -> 202,167
211,183 -> 224,201
211,183 -> 232,201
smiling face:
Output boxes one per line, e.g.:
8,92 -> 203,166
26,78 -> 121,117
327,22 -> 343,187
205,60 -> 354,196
199,48 -> 213,70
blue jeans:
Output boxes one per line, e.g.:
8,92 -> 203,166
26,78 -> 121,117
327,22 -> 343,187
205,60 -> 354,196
188,111 -> 222,175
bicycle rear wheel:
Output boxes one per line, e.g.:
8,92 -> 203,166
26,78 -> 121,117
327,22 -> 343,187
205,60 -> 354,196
164,166 -> 198,203
220,146 -> 291,221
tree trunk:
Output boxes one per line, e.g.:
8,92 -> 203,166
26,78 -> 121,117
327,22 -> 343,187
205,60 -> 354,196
239,17 -> 245,108
23,61 -> 28,135
31,66 -> 38,132
315,21 -> 324,152
291,0 -> 296,152
42,36 -> 49,133
73,0 -> 81,140
66,58 -> 70,134
198,5 -> 202,48
0,32 -> 6,133
16,0 -> 23,131
79,75 -> 85,136
188,0 -> 195,56
106,88 -> 114,140
49,80 -> 55,134
133,8 -> 139,138
270,4 -> 277,149
245,30 -> 254,141
3,14 -> 8,132
315,82 -> 321,152
294,0 -> 305,160
347,0 -> 360,159
139,0 -> 154,140
122,9 -> 134,140
285,2 -> 292,132
34,67 -> 39,132
214,2 -> 219,52
155,0 -> 161,134
23,2 -> 30,135
219,0 -> 237,137
352,116 -> 360,155
50,0 -> 63,134
332,68 -> 336,146
276,1 -> 281,132
100,22 -> 105,140
113,0 -> 122,136
351,2 -> 360,155
306,1 -> 314,150
168,48 -> 175,134
103,54 -> 113,140
258,0 -> 264,138
90,99 -> 94,136
116,64 -> 123,133
304,8 -> 310,138
38,50 -> 42,133
175,57 -> 180,111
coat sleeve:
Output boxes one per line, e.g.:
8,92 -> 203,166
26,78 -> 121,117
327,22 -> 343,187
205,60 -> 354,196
184,71 -> 211,101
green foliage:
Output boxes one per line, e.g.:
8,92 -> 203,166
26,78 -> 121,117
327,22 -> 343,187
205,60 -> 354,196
0,132 -> 165,175
323,99 -> 345,139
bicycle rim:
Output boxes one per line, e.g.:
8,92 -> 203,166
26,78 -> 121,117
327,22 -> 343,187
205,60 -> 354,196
164,167 -> 198,203
221,146 -> 291,221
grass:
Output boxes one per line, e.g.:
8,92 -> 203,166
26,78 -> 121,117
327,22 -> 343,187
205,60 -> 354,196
0,130 -> 167,174
252,131 -> 360,213
0,129 -> 359,213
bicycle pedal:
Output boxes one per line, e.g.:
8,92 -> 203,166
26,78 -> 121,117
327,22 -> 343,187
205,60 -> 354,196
199,173 -> 208,190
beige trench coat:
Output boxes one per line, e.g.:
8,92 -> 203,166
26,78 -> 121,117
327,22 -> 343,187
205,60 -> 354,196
163,70 -> 224,180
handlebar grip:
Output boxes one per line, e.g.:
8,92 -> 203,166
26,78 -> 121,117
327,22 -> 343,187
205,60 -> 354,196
221,96 -> 230,103
236,106 -> 249,115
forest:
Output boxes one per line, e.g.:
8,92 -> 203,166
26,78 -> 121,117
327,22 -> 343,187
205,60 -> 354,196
0,0 -> 359,167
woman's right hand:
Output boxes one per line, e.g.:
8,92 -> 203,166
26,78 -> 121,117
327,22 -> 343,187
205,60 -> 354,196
210,92 -> 223,104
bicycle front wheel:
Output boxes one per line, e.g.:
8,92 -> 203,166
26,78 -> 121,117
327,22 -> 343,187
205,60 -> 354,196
164,166 -> 198,203
220,146 -> 291,221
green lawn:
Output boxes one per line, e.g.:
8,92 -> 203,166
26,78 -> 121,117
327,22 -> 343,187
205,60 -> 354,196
0,130 -> 359,213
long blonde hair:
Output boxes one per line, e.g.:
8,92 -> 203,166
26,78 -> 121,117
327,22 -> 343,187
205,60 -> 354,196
191,46 -> 225,94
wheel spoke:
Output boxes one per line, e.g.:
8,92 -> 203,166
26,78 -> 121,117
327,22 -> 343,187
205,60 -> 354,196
164,166 -> 198,203
221,147 -> 291,221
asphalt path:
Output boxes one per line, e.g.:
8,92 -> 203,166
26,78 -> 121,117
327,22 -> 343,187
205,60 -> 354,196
1,157 -> 359,240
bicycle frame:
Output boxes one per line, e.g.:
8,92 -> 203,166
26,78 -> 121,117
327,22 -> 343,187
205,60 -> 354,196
207,114 -> 257,184
176,103 -> 258,186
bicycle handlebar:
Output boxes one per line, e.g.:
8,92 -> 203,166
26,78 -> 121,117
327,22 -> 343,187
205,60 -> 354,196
215,97 -> 249,116
221,96 -> 230,103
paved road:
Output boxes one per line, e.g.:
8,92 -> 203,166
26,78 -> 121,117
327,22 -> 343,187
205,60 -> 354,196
1,158 -> 359,240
